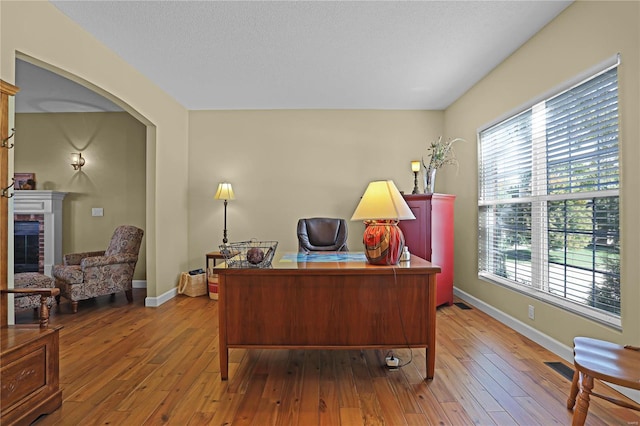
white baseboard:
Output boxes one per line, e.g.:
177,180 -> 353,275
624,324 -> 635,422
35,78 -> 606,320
132,280 -> 146,289
144,286 -> 176,307
135,279 -> 177,308
453,287 -> 640,405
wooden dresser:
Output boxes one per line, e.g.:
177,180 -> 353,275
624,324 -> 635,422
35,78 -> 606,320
1,326 -> 62,425
398,193 -> 455,307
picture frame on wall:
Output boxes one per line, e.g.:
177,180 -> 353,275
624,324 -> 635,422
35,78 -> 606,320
14,173 -> 36,190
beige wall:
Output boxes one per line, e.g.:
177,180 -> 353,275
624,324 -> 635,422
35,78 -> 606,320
14,112 -> 146,280
1,1 -> 190,298
2,1 -> 638,350
444,1 -> 640,346
188,110 -> 444,265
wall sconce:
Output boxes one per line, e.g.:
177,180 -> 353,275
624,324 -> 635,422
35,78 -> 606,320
71,152 -> 85,171
411,160 -> 421,194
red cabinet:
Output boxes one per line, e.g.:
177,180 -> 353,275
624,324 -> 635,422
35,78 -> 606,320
399,193 -> 455,307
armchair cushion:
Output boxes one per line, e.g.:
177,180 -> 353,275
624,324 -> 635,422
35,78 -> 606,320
52,264 -> 82,284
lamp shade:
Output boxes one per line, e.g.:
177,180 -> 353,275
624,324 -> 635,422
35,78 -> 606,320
214,182 -> 235,201
351,180 -> 415,221
351,180 -> 415,265
411,161 -> 421,172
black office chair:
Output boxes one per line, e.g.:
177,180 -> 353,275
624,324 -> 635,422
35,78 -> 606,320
297,218 -> 349,253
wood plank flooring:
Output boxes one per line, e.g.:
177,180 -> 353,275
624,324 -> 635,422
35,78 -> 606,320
15,289 -> 639,425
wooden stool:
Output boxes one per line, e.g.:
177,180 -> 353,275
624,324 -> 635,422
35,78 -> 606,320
567,337 -> 640,425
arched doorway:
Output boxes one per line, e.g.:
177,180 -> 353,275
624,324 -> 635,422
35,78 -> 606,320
12,54 -> 155,298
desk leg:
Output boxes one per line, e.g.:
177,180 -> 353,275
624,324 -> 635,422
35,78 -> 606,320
205,256 -> 210,298
218,275 -> 228,380
426,273 -> 437,380
221,346 -> 229,380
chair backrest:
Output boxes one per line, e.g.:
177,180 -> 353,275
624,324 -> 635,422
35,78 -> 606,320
105,225 -> 144,257
297,218 -> 348,252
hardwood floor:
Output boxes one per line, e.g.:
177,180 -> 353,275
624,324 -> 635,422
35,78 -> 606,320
15,289 -> 639,425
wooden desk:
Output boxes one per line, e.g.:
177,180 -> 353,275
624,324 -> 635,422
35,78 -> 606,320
216,253 -> 440,381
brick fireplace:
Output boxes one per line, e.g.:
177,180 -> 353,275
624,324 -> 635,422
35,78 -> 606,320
14,191 -> 67,276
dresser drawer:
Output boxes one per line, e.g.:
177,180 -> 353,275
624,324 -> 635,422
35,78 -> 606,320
1,326 -> 62,425
1,344 -> 47,408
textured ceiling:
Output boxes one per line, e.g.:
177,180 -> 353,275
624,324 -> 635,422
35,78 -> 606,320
16,1 -> 572,112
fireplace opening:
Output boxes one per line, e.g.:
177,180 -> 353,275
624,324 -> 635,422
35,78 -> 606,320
15,221 -> 40,273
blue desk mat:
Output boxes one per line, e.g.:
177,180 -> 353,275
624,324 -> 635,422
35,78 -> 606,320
280,252 -> 367,263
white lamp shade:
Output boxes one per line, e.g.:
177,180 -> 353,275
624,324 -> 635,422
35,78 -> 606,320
214,182 -> 235,200
351,180 -> 415,221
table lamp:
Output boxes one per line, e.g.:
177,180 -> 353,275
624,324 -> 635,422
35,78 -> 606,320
351,180 -> 415,265
411,161 -> 421,194
214,182 -> 235,244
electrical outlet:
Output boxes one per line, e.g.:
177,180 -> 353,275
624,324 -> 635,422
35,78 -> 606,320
528,305 -> 535,320
385,356 -> 399,368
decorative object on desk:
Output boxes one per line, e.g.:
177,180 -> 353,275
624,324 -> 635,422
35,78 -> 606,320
400,246 -> 411,262
411,161 -> 420,194
221,240 -> 278,268
351,180 -> 415,265
214,182 -> 235,244
70,152 -> 85,171
14,172 -> 36,190
246,247 -> 265,264
421,136 -> 464,193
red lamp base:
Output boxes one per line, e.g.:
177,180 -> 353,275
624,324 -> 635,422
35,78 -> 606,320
362,220 -> 406,265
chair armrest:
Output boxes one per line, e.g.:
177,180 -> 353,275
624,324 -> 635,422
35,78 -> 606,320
64,250 -> 106,265
1,288 -> 60,328
81,253 -> 138,268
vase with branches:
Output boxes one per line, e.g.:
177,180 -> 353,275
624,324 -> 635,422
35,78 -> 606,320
421,136 -> 464,193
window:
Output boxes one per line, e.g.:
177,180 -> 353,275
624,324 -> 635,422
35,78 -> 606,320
478,60 -> 620,326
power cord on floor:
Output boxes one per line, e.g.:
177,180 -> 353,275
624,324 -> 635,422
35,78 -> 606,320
383,266 -> 416,373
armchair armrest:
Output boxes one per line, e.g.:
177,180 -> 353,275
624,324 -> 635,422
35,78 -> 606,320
64,250 -> 105,266
80,253 -> 139,268
1,288 -> 60,328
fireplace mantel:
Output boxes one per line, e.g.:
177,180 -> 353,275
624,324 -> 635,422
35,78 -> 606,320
14,191 -> 67,276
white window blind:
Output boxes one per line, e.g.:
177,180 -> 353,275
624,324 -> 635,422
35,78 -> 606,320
478,63 -> 620,326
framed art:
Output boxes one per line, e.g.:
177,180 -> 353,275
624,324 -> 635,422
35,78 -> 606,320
14,173 -> 36,190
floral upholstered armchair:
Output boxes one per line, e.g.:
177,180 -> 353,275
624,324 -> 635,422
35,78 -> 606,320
52,225 -> 144,313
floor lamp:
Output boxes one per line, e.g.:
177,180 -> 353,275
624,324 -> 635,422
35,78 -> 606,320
214,182 -> 235,244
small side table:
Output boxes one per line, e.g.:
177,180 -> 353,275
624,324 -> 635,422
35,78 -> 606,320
205,251 -> 226,300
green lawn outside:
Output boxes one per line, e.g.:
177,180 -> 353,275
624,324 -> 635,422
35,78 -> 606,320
504,246 -> 618,270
